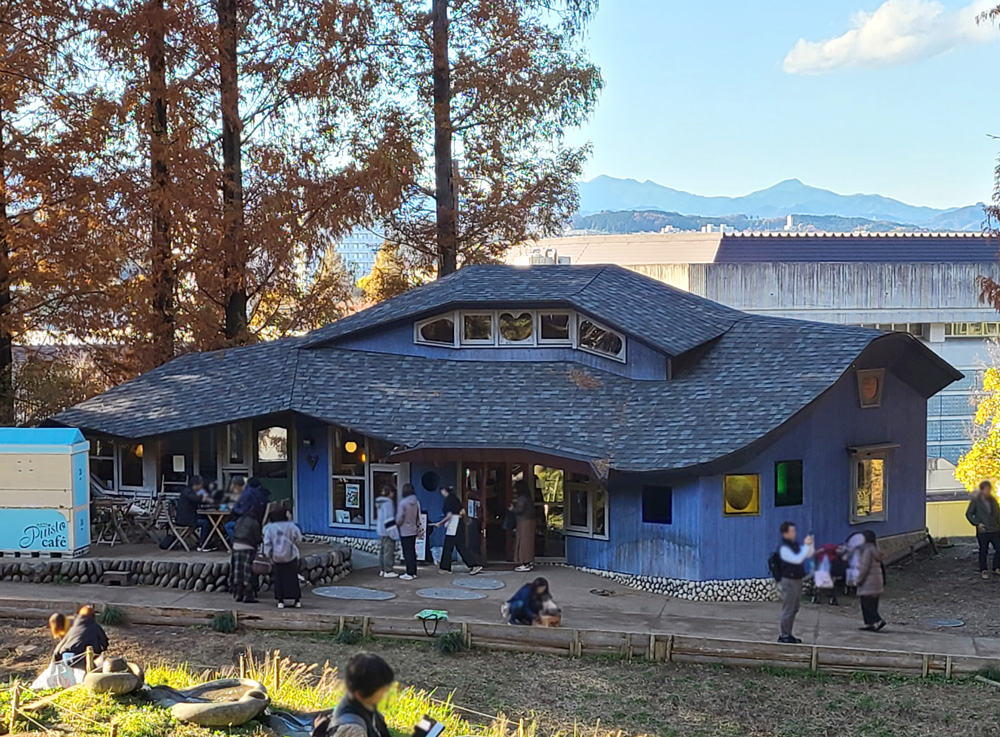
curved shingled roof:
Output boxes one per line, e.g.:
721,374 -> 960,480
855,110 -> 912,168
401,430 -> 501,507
302,264 -> 742,357
53,263 -> 961,473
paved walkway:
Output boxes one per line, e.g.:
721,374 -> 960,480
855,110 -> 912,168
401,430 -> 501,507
1,556 -> 998,661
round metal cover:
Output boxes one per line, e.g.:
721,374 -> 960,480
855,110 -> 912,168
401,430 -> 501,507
312,586 -> 396,601
417,587 -> 487,601
453,576 -> 505,590
926,618 -> 964,628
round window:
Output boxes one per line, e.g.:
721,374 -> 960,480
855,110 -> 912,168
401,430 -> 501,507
421,471 -> 441,492
724,475 -> 756,511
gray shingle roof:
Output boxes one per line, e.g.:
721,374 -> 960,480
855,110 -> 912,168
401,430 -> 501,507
302,264 -> 742,357
53,306 -> 958,473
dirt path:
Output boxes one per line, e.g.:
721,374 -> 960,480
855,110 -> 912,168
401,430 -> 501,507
3,616 -> 998,737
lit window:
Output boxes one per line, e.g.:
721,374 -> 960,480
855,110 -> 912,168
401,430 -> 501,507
775,460 -> 803,507
852,452 -> 886,523
578,318 -> 625,361
119,442 -> 144,488
538,312 -> 572,344
723,474 -> 760,516
642,485 -> 672,524
499,311 -> 534,344
462,313 -> 494,344
415,315 -> 456,346
332,430 -> 368,527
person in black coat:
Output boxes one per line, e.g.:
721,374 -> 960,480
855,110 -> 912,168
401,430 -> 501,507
52,606 -> 109,668
175,476 -> 213,549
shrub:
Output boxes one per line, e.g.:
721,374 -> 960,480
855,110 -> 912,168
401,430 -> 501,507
333,628 -> 364,645
97,605 -> 126,627
435,631 -> 466,656
210,611 -> 238,634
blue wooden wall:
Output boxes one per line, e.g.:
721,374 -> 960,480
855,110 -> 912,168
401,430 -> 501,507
567,366 -> 927,581
294,418 -> 337,536
335,323 -> 669,381
566,474 -> 703,579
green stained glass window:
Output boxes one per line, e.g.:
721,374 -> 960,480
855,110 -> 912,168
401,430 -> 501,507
775,460 -> 803,507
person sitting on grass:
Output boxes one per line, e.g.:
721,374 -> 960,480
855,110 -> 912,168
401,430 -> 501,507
504,577 -> 557,626
312,653 -> 394,737
48,612 -> 70,642
52,606 -> 108,668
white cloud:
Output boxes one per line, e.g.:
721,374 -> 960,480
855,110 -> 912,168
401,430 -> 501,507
783,0 -> 996,74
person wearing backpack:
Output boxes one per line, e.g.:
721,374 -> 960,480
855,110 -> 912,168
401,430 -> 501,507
311,653 -> 394,737
775,521 -> 814,644
263,504 -> 303,609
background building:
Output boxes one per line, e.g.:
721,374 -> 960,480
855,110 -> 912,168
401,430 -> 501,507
511,231 -> 1000,503
333,229 -> 383,279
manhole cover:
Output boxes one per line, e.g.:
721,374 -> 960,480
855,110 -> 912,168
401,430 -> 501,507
926,618 -> 964,628
453,576 -> 505,590
417,587 -> 487,601
313,586 -> 396,601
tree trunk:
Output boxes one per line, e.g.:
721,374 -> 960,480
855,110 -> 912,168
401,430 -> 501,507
147,0 -> 175,365
217,0 -> 247,342
431,0 -> 457,276
0,101 -> 13,425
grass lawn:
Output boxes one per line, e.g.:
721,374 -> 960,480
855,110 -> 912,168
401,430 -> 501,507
1,619 -> 998,737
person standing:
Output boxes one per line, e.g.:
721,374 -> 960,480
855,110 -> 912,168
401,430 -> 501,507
230,512 -> 263,603
855,530 -> 886,631
263,505 -> 303,609
375,484 -> 400,579
511,480 -> 535,572
223,476 -> 246,541
966,480 -> 1000,580
776,521 -> 814,644
395,483 -> 421,580
434,486 -> 483,575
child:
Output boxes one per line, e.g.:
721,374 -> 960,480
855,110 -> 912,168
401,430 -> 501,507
263,504 -> 304,609
230,513 -> 263,603
312,653 -> 394,737
811,543 -> 842,605
375,484 -> 400,579
52,606 -> 109,668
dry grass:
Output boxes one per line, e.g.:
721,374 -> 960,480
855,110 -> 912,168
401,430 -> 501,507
1,620 -> 996,736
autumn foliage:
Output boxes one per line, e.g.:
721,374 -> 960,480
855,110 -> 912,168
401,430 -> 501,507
0,0 -> 599,424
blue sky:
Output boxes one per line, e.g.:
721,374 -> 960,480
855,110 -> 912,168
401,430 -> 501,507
571,0 -> 1000,208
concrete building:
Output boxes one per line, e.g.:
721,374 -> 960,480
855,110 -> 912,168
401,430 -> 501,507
511,231 -> 1000,514
334,229 -> 383,279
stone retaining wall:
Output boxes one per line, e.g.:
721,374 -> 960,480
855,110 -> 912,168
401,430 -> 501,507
0,547 -> 352,593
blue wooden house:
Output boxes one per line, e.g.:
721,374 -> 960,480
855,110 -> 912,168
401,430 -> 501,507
53,265 -> 959,596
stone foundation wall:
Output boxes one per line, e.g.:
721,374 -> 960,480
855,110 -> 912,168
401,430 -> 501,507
557,564 -> 782,602
0,547 -> 352,592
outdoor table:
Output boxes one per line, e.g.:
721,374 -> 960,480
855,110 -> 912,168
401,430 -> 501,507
92,499 -> 133,547
198,508 -> 232,552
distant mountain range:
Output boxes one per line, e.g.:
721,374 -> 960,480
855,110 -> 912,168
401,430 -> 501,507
577,176 -> 987,232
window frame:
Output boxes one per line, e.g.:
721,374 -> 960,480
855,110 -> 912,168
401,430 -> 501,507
774,460 -> 804,508
225,422 -> 249,467
414,311 -> 459,348
497,310 -> 537,346
563,476 -> 609,540
722,473 -> 761,516
641,485 -> 673,524
536,310 -> 575,346
329,430 -> 372,529
89,437 -> 116,492
577,316 -> 627,363
850,450 -> 887,524
460,311 -> 496,346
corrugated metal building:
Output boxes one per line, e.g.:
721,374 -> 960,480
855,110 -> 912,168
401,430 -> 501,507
513,232 -> 1000,500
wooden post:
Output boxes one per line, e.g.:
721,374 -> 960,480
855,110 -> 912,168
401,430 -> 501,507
624,633 -> 633,662
810,646 -> 819,672
239,653 -> 245,679
363,616 -> 371,639
85,646 -> 95,673
8,680 -> 20,734
665,634 -> 674,663
571,630 -> 581,658
945,655 -> 953,679
461,622 -> 470,649
338,615 -> 345,634
921,653 -> 930,678
273,651 -> 281,692
648,634 -> 657,661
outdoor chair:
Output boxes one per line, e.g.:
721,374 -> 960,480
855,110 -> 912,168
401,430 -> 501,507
165,498 -> 198,552
129,496 -> 164,544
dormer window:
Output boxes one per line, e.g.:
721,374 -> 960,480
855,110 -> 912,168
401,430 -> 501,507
416,315 -> 457,346
499,311 -> 534,344
462,313 -> 494,344
414,309 -> 626,362
578,318 -> 626,361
